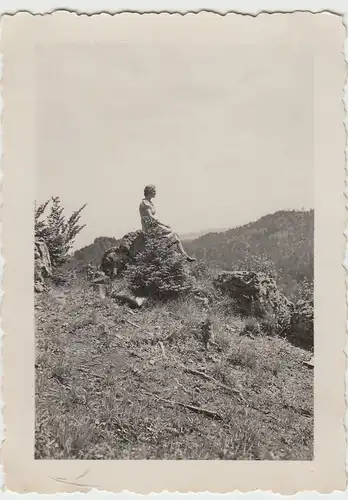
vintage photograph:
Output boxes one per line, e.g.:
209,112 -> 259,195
33,16 -> 315,461
2,7 -> 347,492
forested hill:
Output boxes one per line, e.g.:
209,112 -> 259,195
71,210 -> 313,299
185,210 -> 314,297
73,236 -> 120,266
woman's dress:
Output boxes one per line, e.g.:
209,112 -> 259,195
139,199 -> 178,243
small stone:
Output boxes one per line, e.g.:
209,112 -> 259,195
135,297 -> 147,307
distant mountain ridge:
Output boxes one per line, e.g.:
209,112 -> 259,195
180,228 -> 228,241
72,229 -> 228,264
185,209 -> 314,297
73,236 -> 120,266
71,210 -> 314,299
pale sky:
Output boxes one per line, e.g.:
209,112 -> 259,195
36,18 -> 314,249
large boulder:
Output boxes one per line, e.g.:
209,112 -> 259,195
214,270 -> 293,335
34,239 -> 52,292
100,230 -> 145,277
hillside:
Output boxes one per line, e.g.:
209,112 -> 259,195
185,210 -> 314,299
35,209 -> 314,460
35,279 -> 313,460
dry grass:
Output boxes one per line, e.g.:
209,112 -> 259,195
35,281 -> 313,460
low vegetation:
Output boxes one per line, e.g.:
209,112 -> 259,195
35,200 -> 314,460
35,197 -> 86,267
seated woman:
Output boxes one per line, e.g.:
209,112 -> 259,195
139,184 -> 196,263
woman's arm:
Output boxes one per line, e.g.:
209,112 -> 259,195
143,206 -> 170,228
143,205 -> 159,221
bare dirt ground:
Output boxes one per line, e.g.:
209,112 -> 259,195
35,282 -> 313,460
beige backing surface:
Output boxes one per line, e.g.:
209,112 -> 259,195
0,11 -> 346,494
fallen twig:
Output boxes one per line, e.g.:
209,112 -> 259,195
125,318 -> 140,329
113,292 -> 145,309
158,341 -> 167,359
169,354 -> 246,402
245,404 -> 279,422
303,358 -> 314,369
90,276 -> 110,285
77,367 -> 105,379
174,377 -> 191,394
283,403 -> 313,418
143,391 -> 223,420
177,401 -> 223,420
183,366 -> 279,419
183,366 -> 245,401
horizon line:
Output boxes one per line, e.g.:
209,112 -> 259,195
74,206 -> 314,252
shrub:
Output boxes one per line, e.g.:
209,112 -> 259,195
50,267 -> 79,288
241,317 -> 262,336
289,277 -> 314,350
124,233 -> 194,299
235,251 -> 282,283
35,197 -> 86,268
297,277 -> 314,304
190,260 -> 212,280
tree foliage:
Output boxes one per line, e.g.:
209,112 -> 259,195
124,233 -> 194,299
35,197 -> 87,267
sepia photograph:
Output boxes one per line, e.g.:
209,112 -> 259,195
1,9 -> 346,493
33,17 -> 315,461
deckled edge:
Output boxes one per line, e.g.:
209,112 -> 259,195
343,11 -> 348,490
0,4 -> 344,16
0,7 -> 346,496
0,15 -> 4,493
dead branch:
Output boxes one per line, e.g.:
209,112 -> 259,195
113,292 -> 145,309
303,359 -> 314,369
177,401 -> 223,420
90,276 -> 111,285
185,366 -> 245,401
144,391 -> 223,420
183,365 -> 243,395
125,318 -> 140,329
169,354 -> 246,402
282,403 -> 313,418
245,404 -> 279,422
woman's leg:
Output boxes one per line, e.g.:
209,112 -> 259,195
173,234 -> 196,261
170,233 -> 185,254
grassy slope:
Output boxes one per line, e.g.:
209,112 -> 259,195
35,280 -> 313,460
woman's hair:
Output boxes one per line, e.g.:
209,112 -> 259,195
144,184 -> 156,197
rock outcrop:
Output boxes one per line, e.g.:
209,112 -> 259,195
214,270 -> 293,335
34,239 -> 52,292
214,270 -> 314,349
100,230 -> 145,277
